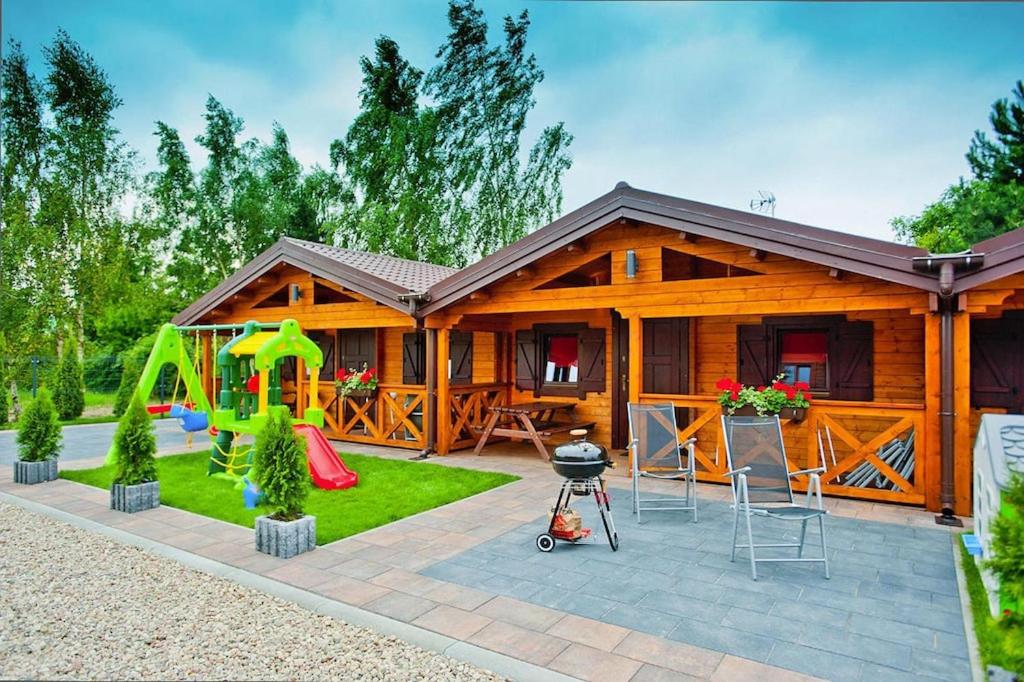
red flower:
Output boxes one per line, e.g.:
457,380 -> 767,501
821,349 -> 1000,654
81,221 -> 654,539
772,381 -> 790,392
729,388 -> 741,401
335,368 -> 346,380
368,367 -> 377,376
715,377 -> 735,391
794,381 -> 810,391
360,370 -> 373,384
785,388 -> 797,400
756,385 -> 766,392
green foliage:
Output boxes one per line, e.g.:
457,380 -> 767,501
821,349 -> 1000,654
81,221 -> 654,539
61,450 -> 518,545
15,386 -> 61,462
988,473 -> 1024,662
52,345 -> 85,420
963,538 -> 1024,673
0,332 -> 9,425
253,409 -> 308,520
895,81 -> 1024,252
113,355 -> 142,417
112,393 -> 157,485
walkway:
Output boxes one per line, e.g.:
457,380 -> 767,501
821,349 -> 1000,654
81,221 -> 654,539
0,418 -> 189,466
0,441 -> 971,681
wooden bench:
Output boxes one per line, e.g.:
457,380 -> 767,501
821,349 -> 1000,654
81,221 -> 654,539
473,401 -> 592,459
533,421 -> 597,439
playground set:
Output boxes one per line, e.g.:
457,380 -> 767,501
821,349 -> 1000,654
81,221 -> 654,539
107,318 -> 358,495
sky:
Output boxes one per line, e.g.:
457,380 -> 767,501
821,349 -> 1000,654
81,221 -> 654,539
4,1 -> 1023,242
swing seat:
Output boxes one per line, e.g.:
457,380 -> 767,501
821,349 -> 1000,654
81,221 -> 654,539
176,408 -> 208,432
147,404 -> 173,415
166,402 -> 196,418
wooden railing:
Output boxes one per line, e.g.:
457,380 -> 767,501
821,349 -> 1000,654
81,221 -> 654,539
445,383 -> 510,452
318,383 -> 428,450
638,393 -> 927,506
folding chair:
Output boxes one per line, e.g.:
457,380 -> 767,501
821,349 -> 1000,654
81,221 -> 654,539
721,415 -> 830,580
627,403 -> 697,522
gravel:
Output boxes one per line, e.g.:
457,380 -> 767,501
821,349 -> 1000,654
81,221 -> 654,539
0,502 -> 502,681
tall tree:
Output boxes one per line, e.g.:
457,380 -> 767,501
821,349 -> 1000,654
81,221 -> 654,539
894,81 -> 1024,252
427,0 -> 573,259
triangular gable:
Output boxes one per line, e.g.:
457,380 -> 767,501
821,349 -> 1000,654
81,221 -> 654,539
535,253 -> 612,290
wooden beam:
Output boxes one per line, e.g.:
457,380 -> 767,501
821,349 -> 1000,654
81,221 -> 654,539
923,314 -> 941,513
514,267 -> 534,279
469,290 -> 490,302
749,248 -> 766,262
256,275 -> 277,286
953,311 -> 972,517
828,268 -> 842,280
678,231 -> 697,243
436,328 -> 451,454
627,314 -> 642,472
617,217 -> 637,227
567,241 -> 588,255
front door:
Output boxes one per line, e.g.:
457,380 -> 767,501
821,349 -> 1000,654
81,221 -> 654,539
971,315 -> 1023,413
611,312 -> 630,450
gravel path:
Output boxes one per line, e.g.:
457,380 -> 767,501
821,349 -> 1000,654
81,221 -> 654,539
0,502 -> 501,681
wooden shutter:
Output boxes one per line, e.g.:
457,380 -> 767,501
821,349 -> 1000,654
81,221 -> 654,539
515,329 -> 538,392
338,328 -> 376,374
832,320 -> 873,401
970,318 -> 1018,409
642,318 -> 689,394
449,331 -> 474,386
402,331 -> 426,384
578,328 -> 607,397
737,324 -> 770,387
308,330 -> 335,381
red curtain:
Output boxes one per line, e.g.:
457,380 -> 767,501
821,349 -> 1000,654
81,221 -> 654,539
548,336 -> 578,368
780,332 -> 827,363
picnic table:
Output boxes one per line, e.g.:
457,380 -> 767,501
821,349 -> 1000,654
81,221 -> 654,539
472,401 -> 596,460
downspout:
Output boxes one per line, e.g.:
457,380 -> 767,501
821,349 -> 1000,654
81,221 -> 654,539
912,253 -> 983,525
398,292 -> 435,459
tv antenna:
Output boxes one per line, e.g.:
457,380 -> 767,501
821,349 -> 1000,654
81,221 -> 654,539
750,190 -> 776,217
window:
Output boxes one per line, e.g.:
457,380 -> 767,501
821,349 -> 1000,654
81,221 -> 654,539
778,330 -> 829,393
737,316 -> 873,401
516,324 -> 606,398
543,334 -> 579,385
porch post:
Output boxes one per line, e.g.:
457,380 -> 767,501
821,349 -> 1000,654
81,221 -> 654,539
953,307 -> 972,516
923,313 -> 942,512
436,327 -> 451,454
627,313 -> 642,470
424,328 -> 438,455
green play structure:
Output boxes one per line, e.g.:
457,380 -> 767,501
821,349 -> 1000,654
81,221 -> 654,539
106,318 -> 325,483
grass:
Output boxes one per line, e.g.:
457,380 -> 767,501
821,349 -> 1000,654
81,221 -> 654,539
61,450 -> 519,545
958,536 -> 1024,673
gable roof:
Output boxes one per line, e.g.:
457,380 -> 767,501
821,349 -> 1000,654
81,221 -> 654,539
951,226 -> 1024,293
421,183 -> 937,314
173,237 -> 457,324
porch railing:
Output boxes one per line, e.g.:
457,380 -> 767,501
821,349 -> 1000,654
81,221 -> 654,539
638,393 -> 927,506
445,382 -> 510,452
317,383 -> 428,450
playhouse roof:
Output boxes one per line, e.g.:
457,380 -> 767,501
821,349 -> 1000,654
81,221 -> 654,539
173,237 -> 457,323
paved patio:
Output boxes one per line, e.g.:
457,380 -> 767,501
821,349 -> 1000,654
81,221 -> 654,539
0,440 -> 972,681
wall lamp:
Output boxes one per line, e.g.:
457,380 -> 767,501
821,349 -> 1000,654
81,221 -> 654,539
625,250 -> 638,279
290,283 -> 302,302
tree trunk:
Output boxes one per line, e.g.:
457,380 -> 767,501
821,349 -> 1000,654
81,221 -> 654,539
76,306 -> 85,362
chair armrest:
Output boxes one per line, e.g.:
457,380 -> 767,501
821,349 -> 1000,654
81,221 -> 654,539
679,437 -> 697,448
789,467 -> 825,477
723,466 -> 751,478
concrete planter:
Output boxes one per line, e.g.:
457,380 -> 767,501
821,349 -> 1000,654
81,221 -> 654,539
255,514 -> 316,559
13,459 -> 58,485
110,481 -> 160,513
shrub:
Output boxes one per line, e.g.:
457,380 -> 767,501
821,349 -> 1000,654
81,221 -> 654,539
113,394 -> 157,485
53,345 -> 85,421
253,409 -> 308,521
16,387 -> 62,462
986,472 -> 1024,667
113,356 -> 142,418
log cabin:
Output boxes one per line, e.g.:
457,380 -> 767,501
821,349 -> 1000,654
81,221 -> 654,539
173,183 -> 1024,517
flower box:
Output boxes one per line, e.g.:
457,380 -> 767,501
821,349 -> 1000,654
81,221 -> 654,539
110,481 -> 160,513
721,405 -> 806,422
336,387 -> 376,399
255,514 -> 316,559
13,459 -> 58,485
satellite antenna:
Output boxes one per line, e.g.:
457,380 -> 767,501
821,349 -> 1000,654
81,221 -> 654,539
750,190 -> 776,217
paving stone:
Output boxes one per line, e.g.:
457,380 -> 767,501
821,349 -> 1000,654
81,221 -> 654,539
412,604 -> 492,639
548,643 -> 643,682
847,613 -> 940,650
547,614 -> 630,652
422,582 -> 493,611
602,603 -> 681,638
909,647 -> 973,679
326,557 -> 390,580
474,596 -> 564,631
629,663 -> 704,682
709,654 -> 824,681
667,620 -> 774,662
766,642 -> 864,682
636,589 -> 730,625
798,628 -> 912,671
314,575 -> 392,606
612,631 -> 722,678
363,591 -> 437,622
468,620 -> 570,667
263,563 -> 337,591
552,591 -> 618,621
720,606 -> 806,644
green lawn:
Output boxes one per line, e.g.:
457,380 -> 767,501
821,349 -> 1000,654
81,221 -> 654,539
61,451 -> 519,544
958,537 -> 1024,673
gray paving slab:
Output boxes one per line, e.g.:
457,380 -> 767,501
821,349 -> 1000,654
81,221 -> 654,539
0,418 -> 188,464
419,495 -> 969,679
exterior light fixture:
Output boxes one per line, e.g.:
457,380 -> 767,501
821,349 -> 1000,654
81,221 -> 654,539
290,283 -> 302,302
626,250 -> 638,279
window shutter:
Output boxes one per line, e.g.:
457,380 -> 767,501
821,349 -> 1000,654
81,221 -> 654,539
832,320 -> 873,401
339,329 -> 376,374
309,331 -> 336,381
970,318 -> 1018,409
643,318 -> 689,394
737,324 -> 770,387
402,331 -> 426,384
578,328 -> 607,397
449,331 -> 474,386
515,330 -> 538,392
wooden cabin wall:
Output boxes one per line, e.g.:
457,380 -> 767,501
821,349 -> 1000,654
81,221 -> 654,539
472,332 -> 497,384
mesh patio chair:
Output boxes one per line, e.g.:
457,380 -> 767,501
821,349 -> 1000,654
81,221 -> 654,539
721,415 -> 830,580
627,403 -> 697,522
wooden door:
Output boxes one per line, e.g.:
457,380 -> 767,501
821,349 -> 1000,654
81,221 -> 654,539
612,312 -> 630,449
338,328 -> 376,373
971,316 -> 1021,412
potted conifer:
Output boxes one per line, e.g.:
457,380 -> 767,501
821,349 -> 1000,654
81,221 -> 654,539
14,387 -> 62,484
253,408 -> 315,558
110,394 -> 160,513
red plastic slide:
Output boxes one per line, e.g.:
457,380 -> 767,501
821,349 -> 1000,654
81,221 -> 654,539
293,424 -> 358,490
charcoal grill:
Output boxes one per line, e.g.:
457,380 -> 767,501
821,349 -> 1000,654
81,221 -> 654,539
536,430 -> 618,552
